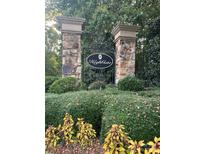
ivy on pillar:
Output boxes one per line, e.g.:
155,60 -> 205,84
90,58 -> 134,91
112,24 -> 138,84
57,16 -> 85,79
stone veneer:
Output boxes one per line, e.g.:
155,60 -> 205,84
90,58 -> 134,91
112,24 -> 138,84
56,16 -> 85,79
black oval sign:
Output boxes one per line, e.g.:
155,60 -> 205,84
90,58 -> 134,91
86,53 -> 113,69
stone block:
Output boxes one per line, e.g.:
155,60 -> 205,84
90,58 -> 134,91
112,24 -> 137,84
57,16 -> 85,79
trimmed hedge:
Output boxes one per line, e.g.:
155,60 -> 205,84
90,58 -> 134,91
45,91 -> 110,135
100,94 -> 160,142
48,77 -> 84,94
138,87 -> 160,98
88,80 -> 106,90
45,88 -> 160,141
45,76 -> 59,92
45,94 -> 64,127
118,76 -> 144,91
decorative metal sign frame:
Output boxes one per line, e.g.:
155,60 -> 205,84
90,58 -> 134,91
86,53 -> 114,69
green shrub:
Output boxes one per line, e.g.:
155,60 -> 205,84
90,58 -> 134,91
48,77 -> 82,94
118,76 -> 144,91
45,88 -> 160,141
45,91 -> 109,135
45,76 -> 60,92
138,87 -> 160,98
106,83 -> 116,89
100,94 -> 160,143
45,94 -> 64,128
88,80 -> 106,90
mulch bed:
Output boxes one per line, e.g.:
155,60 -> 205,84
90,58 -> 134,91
47,139 -> 104,154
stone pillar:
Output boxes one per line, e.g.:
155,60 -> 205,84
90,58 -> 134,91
57,16 -> 85,79
112,24 -> 138,84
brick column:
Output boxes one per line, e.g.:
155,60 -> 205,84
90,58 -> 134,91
57,16 -> 85,79
112,24 -> 138,84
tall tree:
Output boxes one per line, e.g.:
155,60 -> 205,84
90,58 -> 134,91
45,0 -> 160,84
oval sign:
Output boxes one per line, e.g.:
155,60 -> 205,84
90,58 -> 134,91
86,53 -> 113,69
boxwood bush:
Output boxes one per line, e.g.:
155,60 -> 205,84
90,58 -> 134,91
45,91 -> 111,135
118,76 -> 144,91
45,76 -> 59,92
45,88 -> 160,141
100,94 -> 160,142
45,94 -> 64,127
48,77 -> 84,94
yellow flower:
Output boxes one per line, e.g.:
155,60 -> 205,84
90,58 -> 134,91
128,140 -> 145,154
147,137 -> 160,154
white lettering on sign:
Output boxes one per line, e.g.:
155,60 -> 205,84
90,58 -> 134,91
86,53 -> 113,69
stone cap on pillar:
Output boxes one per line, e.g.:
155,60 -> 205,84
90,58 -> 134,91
56,16 -> 85,34
112,24 -> 138,42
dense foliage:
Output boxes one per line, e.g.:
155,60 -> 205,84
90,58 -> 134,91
138,17 -> 160,86
103,124 -> 160,154
48,77 -> 81,94
45,76 -> 60,92
100,92 -> 160,142
45,0 -> 160,84
46,113 -> 96,152
45,24 -> 61,76
46,113 -> 160,154
103,124 -> 130,153
45,125 -> 61,150
60,113 -> 75,145
45,91 -> 106,134
45,50 -> 61,76
118,76 -> 144,91
45,88 -> 160,142
76,118 -> 97,148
